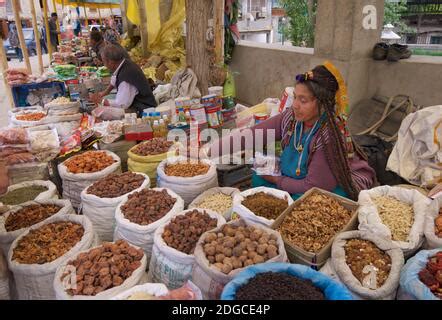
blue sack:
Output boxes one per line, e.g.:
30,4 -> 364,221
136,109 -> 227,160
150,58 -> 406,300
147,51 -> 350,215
398,248 -> 441,300
221,262 -> 353,300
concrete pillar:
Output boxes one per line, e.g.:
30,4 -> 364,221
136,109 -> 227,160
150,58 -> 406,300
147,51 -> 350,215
312,0 -> 384,109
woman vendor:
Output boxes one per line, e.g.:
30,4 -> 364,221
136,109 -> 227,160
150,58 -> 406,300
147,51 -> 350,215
208,62 -> 376,200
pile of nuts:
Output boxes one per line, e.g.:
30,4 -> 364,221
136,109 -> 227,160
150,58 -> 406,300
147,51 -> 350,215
242,192 -> 289,220
61,240 -> 144,296
64,151 -> 116,174
278,193 -> 353,253
435,209 -> 442,238
121,189 -> 177,225
418,251 -> 442,299
12,222 -> 84,264
373,196 -> 414,242
132,138 -> 174,156
16,112 -> 46,121
344,239 -> 392,289
195,193 -> 233,216
5,204 -> 62,232
0,186 -> 48,206
162,210 -> 217,254
235,272 -> 325,300
86,172 -> 145,198
164,161 -> 210,177
202,224 -> 279,275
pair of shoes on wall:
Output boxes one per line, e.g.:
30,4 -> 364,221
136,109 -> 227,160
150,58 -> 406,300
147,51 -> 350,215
372,42 -> 412,62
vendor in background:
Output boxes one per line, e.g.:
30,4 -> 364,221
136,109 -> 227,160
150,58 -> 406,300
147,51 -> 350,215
208,63 -> 376,201
49,13 -> 60,52
89,30 -> 105,66
0,160 -> 9,195
90,44 -> 157,116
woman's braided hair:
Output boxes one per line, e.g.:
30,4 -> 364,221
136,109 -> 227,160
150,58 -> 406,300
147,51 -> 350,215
297,65 -> 360,200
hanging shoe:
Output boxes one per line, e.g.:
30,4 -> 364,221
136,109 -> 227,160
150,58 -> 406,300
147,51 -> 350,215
373,42 -> 389,60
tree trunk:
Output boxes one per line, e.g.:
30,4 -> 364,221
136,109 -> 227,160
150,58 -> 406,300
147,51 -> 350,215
185,0 -> 212,96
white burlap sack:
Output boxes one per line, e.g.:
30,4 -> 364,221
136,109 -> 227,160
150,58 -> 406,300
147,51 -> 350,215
7,214 -> 95,300
80,173 -> 150,242
0,251 -> 9,300
53,242 -> 147,300
114,188 -> 185,264
156,156 -> 218,206
0,199 -> 74,257
58,150 -> 121,210
358,186 -> 428,258
147,209 -> 225,289
188,187 -> 240,221
330,230 -> 404,300
232,186 -> 293,227
192,219 -> 288,300
423,197 -> 442,249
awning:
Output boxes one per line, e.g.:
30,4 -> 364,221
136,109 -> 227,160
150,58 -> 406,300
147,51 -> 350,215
54,0 -> 120,9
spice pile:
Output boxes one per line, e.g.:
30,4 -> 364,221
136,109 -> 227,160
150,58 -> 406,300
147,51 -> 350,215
86,172 -> 145,198
121,189 -> 177,225
165,162 -> 210,177
16,112 -> 46,122
195,193 -> 233,216
235,272 -> 325,300
278,193 -> 353,253
0,186 -> 48,205
64,151 -> 116,174
132,138 -> 173,156
202,224 -> 279,274
418,251 -> 442,299
12,222 -> 84,264
5,204 -> 62,232
242,192 -> 288,220
344,239 -> 392,289
373,196 -> 414,242
162,210 -> 217,254
61,240 -> 144,296
435,209 -> 442,238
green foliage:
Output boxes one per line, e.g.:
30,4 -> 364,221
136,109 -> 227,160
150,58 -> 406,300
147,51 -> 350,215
279,0 -> 316,47
384,0 -> 416,35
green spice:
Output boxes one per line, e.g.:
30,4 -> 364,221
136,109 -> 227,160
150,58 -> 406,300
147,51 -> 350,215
0,186 -> 48,205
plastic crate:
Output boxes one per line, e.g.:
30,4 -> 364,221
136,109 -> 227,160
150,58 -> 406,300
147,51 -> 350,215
11,81 -> 67,108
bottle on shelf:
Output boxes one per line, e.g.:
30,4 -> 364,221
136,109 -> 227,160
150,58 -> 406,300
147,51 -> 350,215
185,111 -> 192,124
152,120 -> 160,138
159,119 -> 167,138
178,108 -> 186,123
162,114 -> 170,127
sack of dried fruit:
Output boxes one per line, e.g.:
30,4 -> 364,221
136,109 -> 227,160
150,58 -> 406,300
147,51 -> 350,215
0,199 -> 75,257
221,262 -> 353,300
80,172 -> 151,242
231,187 -> 293,227
7,214 -> 95,300
127,138 -> 178,187
58,150 -> 122,210
114,188 -> 185,264
189,187 -> 240,221
192,219 -> 288,300
0,251 -> 9,300
156,156 -> 218,206
0,180 -> 58,214
53,240 -> 147,300
423,198 -> 442,249
148,209 -> 225,289
323,230 -> 404,300
397,248 -> 441,300
358,186 -> 429,258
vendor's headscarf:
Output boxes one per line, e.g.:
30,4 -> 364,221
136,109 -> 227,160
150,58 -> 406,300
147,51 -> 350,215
103,28 -> 120,45
294,62 -> 363,200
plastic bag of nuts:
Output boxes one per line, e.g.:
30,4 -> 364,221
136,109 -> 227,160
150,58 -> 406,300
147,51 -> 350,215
189,187 -> 240,221
232,187 -> 293,227
114,188 -> 185,264
53,240 -> 147,300
58,150 -> 122,210
80,172 -> 150,242
192,219 -> 288,300
156,156 -> 218,206
148,209 -> 225,289
327,230 -> 404,300
7,214 -> 95,300
0,199 -> 75,257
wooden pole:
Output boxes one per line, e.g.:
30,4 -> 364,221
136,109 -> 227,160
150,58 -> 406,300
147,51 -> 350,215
0,40 -> 14,108
52,0 -> 61,44
83,4 -> 89,28
138,0 -> 148,57
214,0 -> 225,65
98,8 -> 103,26
43,0 -> 52,59
30,0 -> 44,75
12,0 -> 32,73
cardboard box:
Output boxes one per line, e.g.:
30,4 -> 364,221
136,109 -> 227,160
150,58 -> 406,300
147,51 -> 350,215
271,187 -> 359,270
